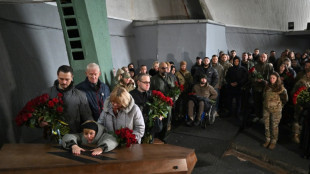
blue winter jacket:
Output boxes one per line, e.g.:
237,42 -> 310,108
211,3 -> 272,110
76,78 -> 110,121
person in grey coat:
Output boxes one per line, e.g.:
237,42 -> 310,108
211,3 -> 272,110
62,121 -> 118,155
41,65 -> 93,133
98,86 -> 145,143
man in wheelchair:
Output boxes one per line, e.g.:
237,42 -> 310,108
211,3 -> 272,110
186,74 -> 218,127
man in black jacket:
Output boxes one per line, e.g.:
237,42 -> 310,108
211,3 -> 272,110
226,57 -> 248,118
76,63 -> 110,121
191,57 -> 202,76
130,74 -> 162,143
194,57 -> 219,87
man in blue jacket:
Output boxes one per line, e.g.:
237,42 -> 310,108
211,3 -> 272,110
76,63 -> 110,121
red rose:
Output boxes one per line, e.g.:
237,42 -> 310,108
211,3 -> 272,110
22,114 -> 29,121
57,93 -> 63,98
48,100 -> 55,108
115,130 -> 121,135
39,94 -> 49,104
175,81 -> 179,87
52,98 -> 59,104
180,85 -> 184,92
293,86 -> 307,105
56,106 -> 63,113
15,117 -> 23,126
26,113 -> 32,118
152,90 -> 157,96
249,67 -> 255,73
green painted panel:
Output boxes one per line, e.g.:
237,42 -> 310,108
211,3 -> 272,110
56,0 -> 113,86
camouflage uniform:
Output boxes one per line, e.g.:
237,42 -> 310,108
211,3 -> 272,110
263,87 -> 288,144
219,61 -> 233,85
219,61 -> 232,111
291,74 -> 310,142
175,70 -> 193,119
251,62 -> 274,118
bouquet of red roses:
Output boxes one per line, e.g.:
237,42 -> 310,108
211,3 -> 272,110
114,127 -> 137,147
15,93 -> 69,142
142,90 -> 173,144
293,86 -> 310,106
249,67 -> 263,80
167,81 -> 184,99
147,90 -> 173,126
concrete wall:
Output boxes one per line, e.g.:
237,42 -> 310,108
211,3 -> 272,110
206,23 -> 228,57
133,24 -> 158,68
107,0 -> 310,31
108,18 -> 137,70
106,0 -> 188,20
202,0 -> 310,31
0,3 -> 68,144
134,21 -> 208,69
226,26 -> 310,57
157,23 -> 207,68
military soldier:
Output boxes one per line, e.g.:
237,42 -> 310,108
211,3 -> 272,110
262,72 -> 288,150
291,64 -> 310,143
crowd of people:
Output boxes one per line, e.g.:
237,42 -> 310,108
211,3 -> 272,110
40,47 -> 310,156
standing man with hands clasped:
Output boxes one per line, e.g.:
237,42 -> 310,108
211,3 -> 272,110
76,63 -> 110,121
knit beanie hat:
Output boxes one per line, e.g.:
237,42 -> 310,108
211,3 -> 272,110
81,121 -> 98,133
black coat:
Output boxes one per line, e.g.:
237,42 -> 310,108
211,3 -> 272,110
226,58 -> 248,92
194,65 -> 219,87
130,89 -> 162,136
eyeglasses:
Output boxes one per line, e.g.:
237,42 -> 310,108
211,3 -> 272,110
161,67 -> 167,69
140,81 -> 151,84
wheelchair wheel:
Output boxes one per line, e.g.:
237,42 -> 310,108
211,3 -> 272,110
206,105 -> 215,125
201,116 -> 207,129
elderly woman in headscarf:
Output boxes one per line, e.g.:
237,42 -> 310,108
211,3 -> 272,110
98,86 -> 145,143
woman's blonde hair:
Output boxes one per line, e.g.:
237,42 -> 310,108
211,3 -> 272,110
110,86 -> 131,108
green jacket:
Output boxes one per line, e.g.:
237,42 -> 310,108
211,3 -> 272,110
251,62 -> 274,92
150,73 -> 175,95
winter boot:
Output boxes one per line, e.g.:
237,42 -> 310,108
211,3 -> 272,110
262,141 -> 270,148
268,143 -> 276,150
292,133 -> 300,144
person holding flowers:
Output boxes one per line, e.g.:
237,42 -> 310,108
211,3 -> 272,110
291,64 -> 310,143
130,74 -> 163,143
250,53 -> 274,122
150,62 -> 175,138
277,61 -> 296,95
40,65 -> 92,134
62,120 -> 118,155
98,86 -> 145,143
262,72 -> 288,150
